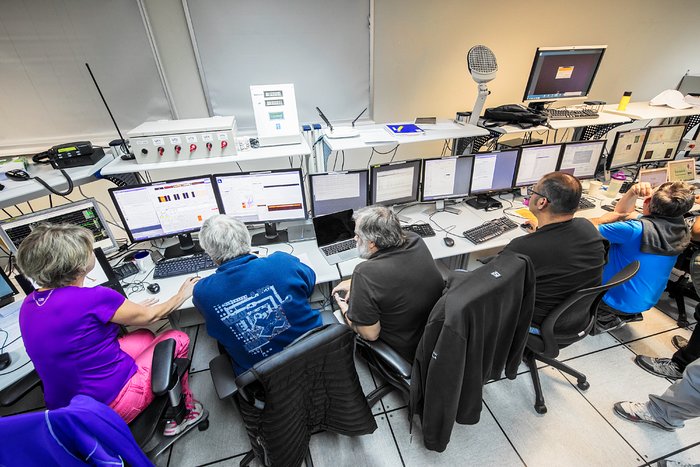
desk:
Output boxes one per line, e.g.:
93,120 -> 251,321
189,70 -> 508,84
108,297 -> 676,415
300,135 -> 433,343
487,111 -> 632,136
602,102 -> 700,120
0,301 -> 33,392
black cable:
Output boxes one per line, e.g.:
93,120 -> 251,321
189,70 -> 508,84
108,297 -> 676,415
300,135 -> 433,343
1,208 -> 11,218
26,201 -> 34,213
0,360 -> 32,376
32,169 -> 74,196
14,205 -> 24,216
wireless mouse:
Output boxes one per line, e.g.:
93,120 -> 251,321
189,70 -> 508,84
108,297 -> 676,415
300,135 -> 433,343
443,237 -> 455,247
147,283 -> 161,294
0,352 -> 11,371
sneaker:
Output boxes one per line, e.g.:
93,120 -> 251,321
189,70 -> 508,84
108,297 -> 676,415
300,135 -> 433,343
596,316 -> 626,333
671,335 -> 689,351
163,401 -> 204,437
619,312 -> 644,323
634,356 -> 683,380
613,401 -> 675,431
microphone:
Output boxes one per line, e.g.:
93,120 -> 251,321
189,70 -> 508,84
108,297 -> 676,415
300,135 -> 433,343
466,45 -> 497,126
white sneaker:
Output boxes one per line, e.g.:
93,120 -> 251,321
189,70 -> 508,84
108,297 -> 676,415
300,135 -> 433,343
613,401 -> 675,431
163,402 -> 204,437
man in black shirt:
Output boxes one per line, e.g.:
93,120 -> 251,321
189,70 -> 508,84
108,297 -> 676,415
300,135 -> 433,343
504,172 -> 609,334
332,206 -> 445,362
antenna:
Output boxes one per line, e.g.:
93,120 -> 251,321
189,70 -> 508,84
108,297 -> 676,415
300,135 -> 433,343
315,106 -> 334,132
351,107 -> 367,127
85,63 -> 134,160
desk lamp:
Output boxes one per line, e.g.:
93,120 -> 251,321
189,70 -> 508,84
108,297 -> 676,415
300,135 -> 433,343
466,45 -> 498,126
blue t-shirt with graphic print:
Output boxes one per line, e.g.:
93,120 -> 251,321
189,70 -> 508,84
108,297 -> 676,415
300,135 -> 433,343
193,252 -> 322,375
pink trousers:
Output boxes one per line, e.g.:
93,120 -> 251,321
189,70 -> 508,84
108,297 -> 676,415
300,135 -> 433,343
109,329 -> 194,423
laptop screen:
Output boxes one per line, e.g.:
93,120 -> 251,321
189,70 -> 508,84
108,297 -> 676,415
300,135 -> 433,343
313,209 -> 355,247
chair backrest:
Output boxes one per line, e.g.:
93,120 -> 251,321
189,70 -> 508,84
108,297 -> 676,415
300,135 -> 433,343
537,261 -> 640,357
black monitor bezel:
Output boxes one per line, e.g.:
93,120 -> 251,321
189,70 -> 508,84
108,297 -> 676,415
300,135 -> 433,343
419,155 -> 473,202
522,46 -> 607,103
513,143 -> 564,187
558,139 -> 607,180
213,168 -> 308,224
638,124 -> 688,165
0,267 -> 19,306
369,159 -> 422,206
108,174 -> 222,244
606,128 -> 650,170
468,149 -> 521,196
308,169 -> 370,218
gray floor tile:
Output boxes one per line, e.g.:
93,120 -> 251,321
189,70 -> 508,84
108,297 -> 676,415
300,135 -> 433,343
611,307 -> 682,344
354,355 -> 386,415
557,331 -> 620,361
656,292 -> 698,325
389,408 -> 523,466
484,364 -> 643,466
558,345 -> 700,464
190,326 -> 221,373
369,369 -> 407,414
660,443 -> 700,465
625,327 -> 694,361
308,413 -> 403,467
202,454 -> 263,466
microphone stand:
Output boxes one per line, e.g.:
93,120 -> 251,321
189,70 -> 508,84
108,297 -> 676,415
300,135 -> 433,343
468,82 -> 490,126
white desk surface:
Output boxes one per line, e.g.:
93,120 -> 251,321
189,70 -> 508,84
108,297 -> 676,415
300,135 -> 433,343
485,111 -> 631,136
602,102 -> 700,120
100,139 -> 312,176
0,154 -> 114,209
322,120 -> 488,152
0,301 -> 33,392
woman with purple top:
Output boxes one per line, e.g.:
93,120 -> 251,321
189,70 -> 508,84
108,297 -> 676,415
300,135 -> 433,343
16,223 -> 204,436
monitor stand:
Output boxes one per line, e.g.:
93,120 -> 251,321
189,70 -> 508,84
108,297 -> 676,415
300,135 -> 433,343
164,233 -> 204,259
422,200 -> 461,215
466,194 -> 502,211
251,222 -> 289,246
527,101 -> 552,112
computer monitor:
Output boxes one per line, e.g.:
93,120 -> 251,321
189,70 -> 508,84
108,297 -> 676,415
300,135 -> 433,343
639,167 -> 669,188
607,128 -> 649,170
639,125 -> 686,163
420,156 -> 473,214
0,267 -> 18,308
467,150 -> 520,210
514,144 -> 563,187
309,170 -> 369,217
214,168 -> 307,245
369,160 -> 421,206
522,45 -> 607,111
109,176 -> 221,258
0,199 -> 118,254
558,140 -> 606,180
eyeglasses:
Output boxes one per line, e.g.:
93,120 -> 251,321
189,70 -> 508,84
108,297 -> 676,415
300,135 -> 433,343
526,186 -> 549,202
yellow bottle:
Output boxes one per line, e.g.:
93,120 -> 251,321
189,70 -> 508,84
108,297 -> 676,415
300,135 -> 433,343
617,91 -> 632,111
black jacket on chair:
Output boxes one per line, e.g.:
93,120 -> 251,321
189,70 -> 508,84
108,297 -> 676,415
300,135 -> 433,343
409,252 -> 535,452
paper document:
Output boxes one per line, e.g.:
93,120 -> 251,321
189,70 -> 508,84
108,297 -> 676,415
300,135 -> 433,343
360,129 -> 398,145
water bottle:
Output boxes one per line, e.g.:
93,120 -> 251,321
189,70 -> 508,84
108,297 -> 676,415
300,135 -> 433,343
606,171 -> 627,198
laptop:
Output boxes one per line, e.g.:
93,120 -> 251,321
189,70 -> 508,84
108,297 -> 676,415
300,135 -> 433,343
313,209 -> 360,265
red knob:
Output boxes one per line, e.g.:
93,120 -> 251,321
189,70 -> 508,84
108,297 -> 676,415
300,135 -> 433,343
221,140 -> 228,149
157,147 -> 164,156
174,145 -> 181,154
206,142 -> 213,151
189,144 -> 197,153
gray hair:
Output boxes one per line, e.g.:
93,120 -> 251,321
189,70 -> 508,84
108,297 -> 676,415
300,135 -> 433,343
16,223 -> 94,289
353,205 -> 406,250
198,215 -> 251,264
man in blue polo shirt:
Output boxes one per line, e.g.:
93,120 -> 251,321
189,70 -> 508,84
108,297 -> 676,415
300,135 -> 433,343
193,215 -> 322,375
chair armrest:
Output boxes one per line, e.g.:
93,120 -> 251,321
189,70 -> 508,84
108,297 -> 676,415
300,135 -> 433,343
151,339 -> 176,396
209,354 -> 239,400
0,370 -> 42,407
362,339 -> 412,378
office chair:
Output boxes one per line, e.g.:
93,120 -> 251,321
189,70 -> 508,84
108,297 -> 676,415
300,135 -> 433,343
665,242 -> 700,327
524,261 -> 639,414
209,324 -> 376,467
356,337 -> 411,408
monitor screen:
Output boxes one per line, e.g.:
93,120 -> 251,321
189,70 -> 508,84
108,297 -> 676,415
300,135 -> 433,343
608,128 -> 649,169
470,150 -> 519,195
0,267 -> 18,305
639,125 -> 686,163
523,46 -> 606,102
0,199 -> 118,254
309,170 -> 369,217
559,140 -> 606,180
639,168 -> 668,188
370,160 -> 421,206
215,169 -> 307,223
109,176 -> 221,243
421,156 -> 473,202
514,144 -> 563,187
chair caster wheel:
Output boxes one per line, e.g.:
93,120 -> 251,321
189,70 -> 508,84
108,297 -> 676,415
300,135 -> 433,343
535,404 -> 547,414
198,420 -> 209,431
577,381 -> 590,390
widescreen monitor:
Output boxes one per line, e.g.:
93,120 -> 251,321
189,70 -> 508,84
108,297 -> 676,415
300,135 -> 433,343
470,150 -> 519,195
607,128 -> 649,169
421,156 -> 473,202
309,170 -> 369,217
369,160 -> 421,206
639,125 -> 686,163
559,140 -> 606,180
514,144 -> 563,187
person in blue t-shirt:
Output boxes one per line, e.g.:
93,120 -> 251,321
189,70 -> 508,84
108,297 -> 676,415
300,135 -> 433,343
590,181 -> 694,332
193,215 -> 322,375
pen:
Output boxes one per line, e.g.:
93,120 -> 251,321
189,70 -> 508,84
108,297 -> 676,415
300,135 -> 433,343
397,125 -> 403,133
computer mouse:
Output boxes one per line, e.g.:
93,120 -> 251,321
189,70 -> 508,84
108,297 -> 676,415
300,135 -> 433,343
443,237 -> 455,247
147,283 -> 161,294
5,169 -> 31,181
0,352 -> 11,371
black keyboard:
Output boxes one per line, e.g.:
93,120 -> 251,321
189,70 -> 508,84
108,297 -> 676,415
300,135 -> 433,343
541,108 -> 599,120
402,223 -> 436,237
578,197 -> 596,210
153,253 -> 217,279
321,239 -> 357,256
463,217 -> 518,244
114,262 -> 139,281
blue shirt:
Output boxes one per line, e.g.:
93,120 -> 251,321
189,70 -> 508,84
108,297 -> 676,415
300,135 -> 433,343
599,220 -> 676,313
193,252 -> 322,375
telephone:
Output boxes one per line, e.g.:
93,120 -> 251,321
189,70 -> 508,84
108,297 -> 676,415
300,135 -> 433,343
32,141 -> 105,169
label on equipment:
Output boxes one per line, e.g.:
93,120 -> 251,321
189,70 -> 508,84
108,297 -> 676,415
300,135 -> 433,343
169,136 -> 182,144
202,134 -> 213,142
217,133 -> 228,141
135,139 -> 148,145
152,137 -> 164,145
185,135 -> 198,143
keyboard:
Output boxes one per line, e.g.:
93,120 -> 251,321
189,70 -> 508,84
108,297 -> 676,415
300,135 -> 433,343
321,239 -> 357,256
114,262 -> 139,281
402,223 -> 436,238
153,253 -> 217,279
463,217 -> 518,244
540,108 -> 599,120
578,197 -> 596,210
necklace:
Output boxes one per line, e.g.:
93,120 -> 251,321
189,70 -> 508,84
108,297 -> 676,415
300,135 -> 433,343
33,289 -> 54,307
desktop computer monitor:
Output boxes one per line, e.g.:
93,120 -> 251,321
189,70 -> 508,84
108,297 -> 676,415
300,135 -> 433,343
309,170 -> 369,217
370,160 -> 421,206
109,176 -> 221,258
514,144 -> 564,187
468,150 -> 519,210
607,128 -> 649,170
522,45 -> 607,110
214,168 -> 307,245
558,140 -> 606,180
420,156 -> 473,213
0,198 -> 118,254
639,125 -> 687,163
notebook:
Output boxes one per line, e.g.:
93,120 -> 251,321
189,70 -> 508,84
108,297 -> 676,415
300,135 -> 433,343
312,209 -> 359,265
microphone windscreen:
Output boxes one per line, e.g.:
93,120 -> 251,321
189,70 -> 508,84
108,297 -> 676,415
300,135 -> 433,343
467,45 -> 498,75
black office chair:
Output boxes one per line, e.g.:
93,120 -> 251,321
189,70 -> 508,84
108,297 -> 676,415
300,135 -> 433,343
209,324 -> 376,467
356,337 -> 411,408
665,242 -> 700,327
523,261 -> 639,414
